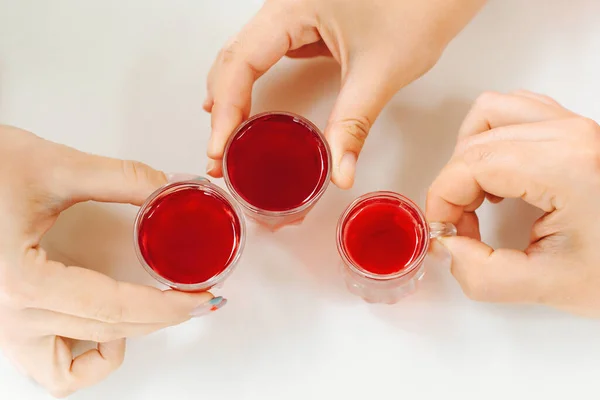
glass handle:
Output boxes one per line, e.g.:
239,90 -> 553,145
428,222 -> 457,240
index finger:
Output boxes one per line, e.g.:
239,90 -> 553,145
26,259 -> 213,324
207,3 -> 320,159
457,91 -> 573,139
427,123 -> 565,224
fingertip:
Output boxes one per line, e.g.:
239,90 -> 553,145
190,295 -> 228,317
147,169 -> 168,190
207,130 -> 227,160
99,339 -> 127,367
203,99 -> 214,113
428,239 -> 453,266
208,106 -> 245,160
206,159 -> 223,178
165,172 -> 203,183
425,160 -> 482,224
74,157 -> 169,206
332,173 -> 353,189
165,288 -> 214,299
439,235 -> 483,253
162,288 -> 214,305
438,236 -> 493,275
206,130 -> 229,160
206,147 -> 223,161
129,167 -> 167,206
332,152 -> 357,189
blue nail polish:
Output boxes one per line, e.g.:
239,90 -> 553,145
208,296 -> 227,311
190,296 -> 227,317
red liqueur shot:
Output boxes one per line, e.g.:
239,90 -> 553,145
223,112 -> 331,229
337,191 -> 456,304
342,196 -> 427,276
134,180 -> 245,291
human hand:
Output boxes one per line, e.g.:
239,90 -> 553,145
426,90 -> 600,317
204,0 -> 486,188
0,126 -> 221,397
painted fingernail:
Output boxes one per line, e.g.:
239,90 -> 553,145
190,296 -> 227,317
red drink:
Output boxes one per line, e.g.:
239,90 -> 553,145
135,180 -> 245,291
223,112 -> 331,229
342,197 -> 426,275
337,192 -> 433,304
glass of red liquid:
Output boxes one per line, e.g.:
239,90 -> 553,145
222,111 -> 332,230
337,191 -> 456,304
134,178 -> 245,292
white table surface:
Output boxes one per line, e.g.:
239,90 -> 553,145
2,1 -> 600,399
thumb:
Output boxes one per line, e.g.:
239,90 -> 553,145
326,64 -> 395,189
439,236 -> 546,304
58,150 -> 167,206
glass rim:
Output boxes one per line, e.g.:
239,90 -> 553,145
133,179 -> 246,292
222,111 -> 333,217
336,191 -> 431,281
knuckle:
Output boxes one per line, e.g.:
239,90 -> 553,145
473,91 -> 503,111
218,39 -> 261,78
582,149 -> 600,177
219,39 -> 241,65
570,118 -> 600,175
576,117 -> 600,138
332,117 -> 372,145
119,160 -> 149,186
463,143 -> 495,166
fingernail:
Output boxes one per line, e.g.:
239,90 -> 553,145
206,159 -> 216,175
190,296 -> 227,317
437,236 -> 451,248
166,173 -> 206,183
339,152 -> 357,180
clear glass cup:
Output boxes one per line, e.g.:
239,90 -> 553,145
222,111 -> 332,231
133,177 -> 246,292
336,191 -> 456,304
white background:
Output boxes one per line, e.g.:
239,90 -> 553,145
1,0 -> 600,399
